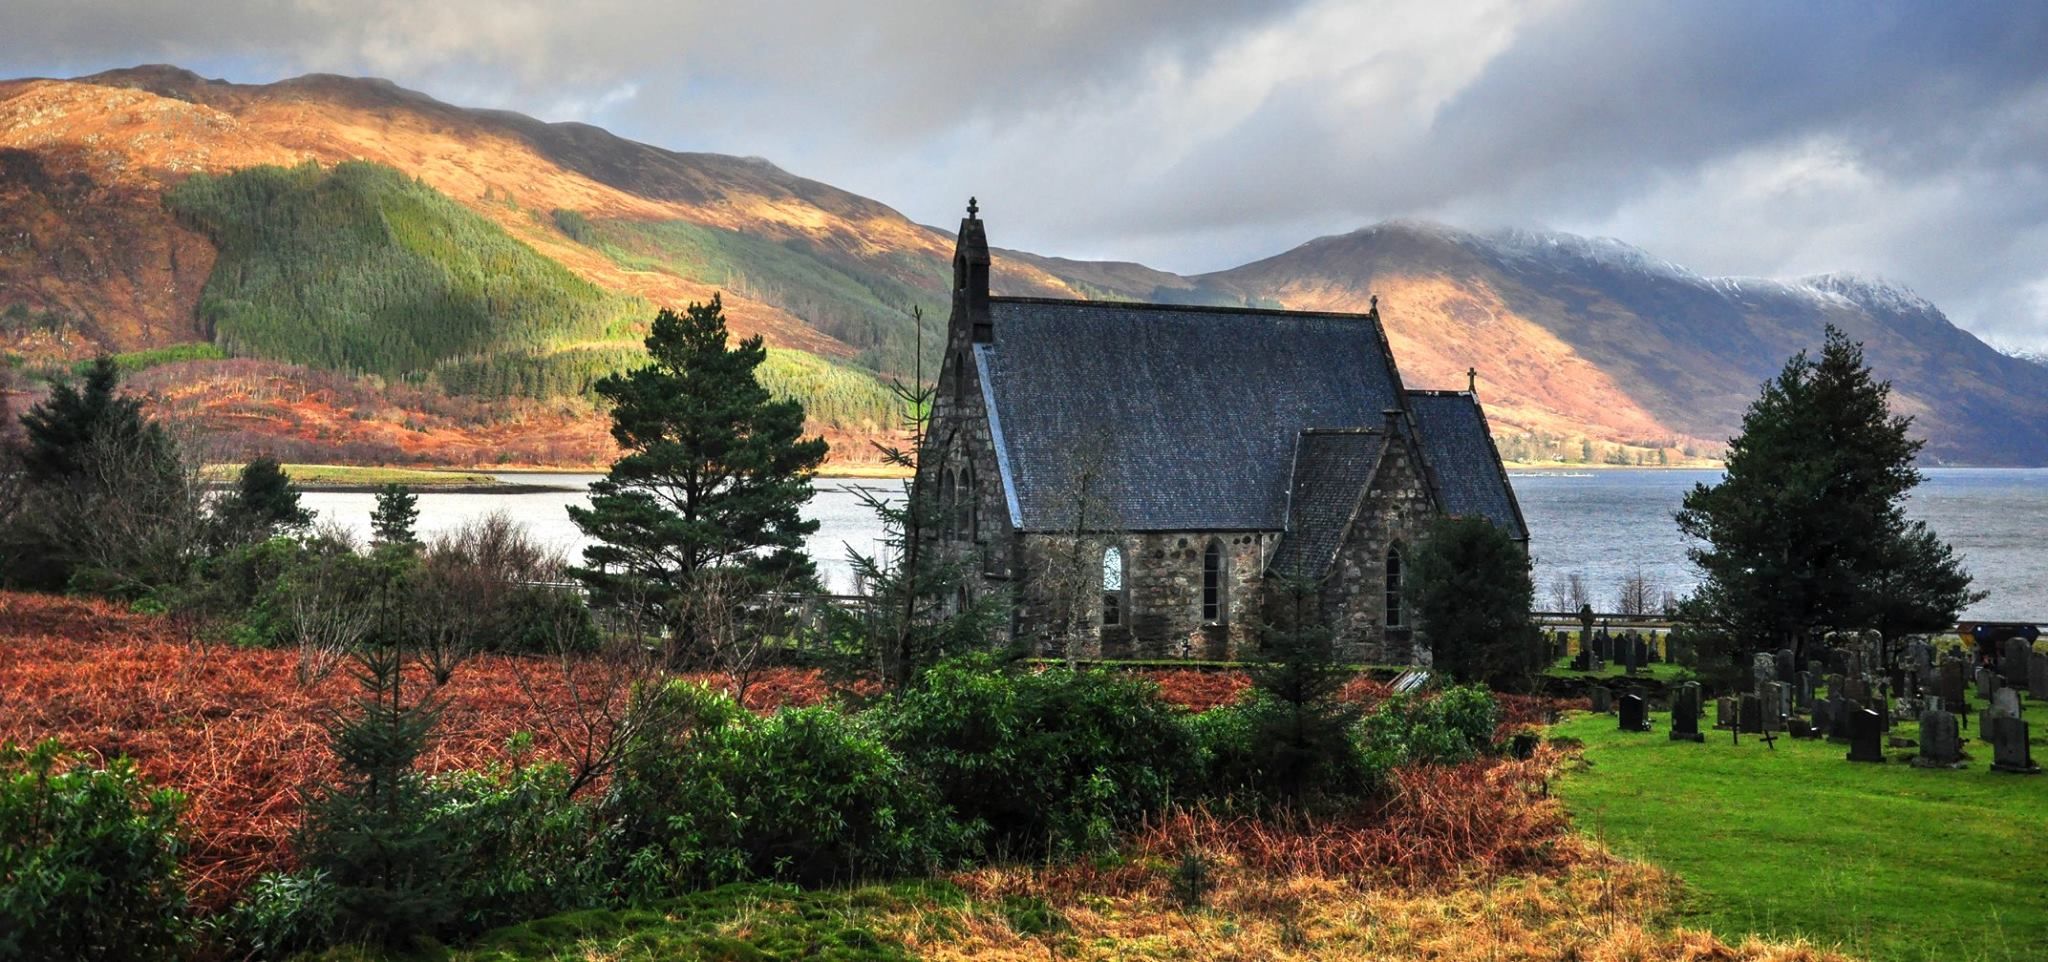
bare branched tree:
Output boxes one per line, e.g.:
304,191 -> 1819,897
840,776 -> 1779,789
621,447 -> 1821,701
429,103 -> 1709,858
1029,434 -> 1125,663
413,512 -> 563,685
677,566 -> 800,706
287,535 -> 379,687
1615,568 -> 1659,617
1548,572 -> 1591,612
514,582 -> 670,798
44,428 -> 213,598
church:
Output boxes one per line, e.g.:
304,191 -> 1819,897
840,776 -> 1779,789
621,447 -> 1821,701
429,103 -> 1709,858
922,201 -> 1527,664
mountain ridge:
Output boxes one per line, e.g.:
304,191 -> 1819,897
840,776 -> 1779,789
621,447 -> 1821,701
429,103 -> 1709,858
3,66 -> 2045,465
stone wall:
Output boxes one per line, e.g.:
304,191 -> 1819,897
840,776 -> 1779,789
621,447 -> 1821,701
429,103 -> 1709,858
1313,436 -> 1438,664
1011,530 -> 1278,659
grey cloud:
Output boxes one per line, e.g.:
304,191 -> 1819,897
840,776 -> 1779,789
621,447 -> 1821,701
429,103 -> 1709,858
2,0 -> 2045,346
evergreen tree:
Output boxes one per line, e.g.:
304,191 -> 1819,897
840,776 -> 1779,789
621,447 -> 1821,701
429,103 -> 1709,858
297,583 -> 453,948
1245,578 -> 1365,801
213,457 -> 312,543
1407,515 -> 1543,690
17,357 -> 173,485
568,296 -> 828,661
371,483 -> 421,546
1675,326 -> 1981,657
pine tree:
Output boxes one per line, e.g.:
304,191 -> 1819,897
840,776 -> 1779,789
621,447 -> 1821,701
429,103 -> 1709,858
213,457 -> 312,544
370,483 -> 420,546
1407,515 -> 1543,690
1675,326 -> 1981,657
568,296 -> 828,661
297,582 -> 453,948
1246,578 -> 1364,801
17,357 -> 173,485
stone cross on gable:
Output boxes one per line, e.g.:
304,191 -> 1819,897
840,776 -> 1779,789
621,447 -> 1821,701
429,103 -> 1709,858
1467,367 -> 1477,393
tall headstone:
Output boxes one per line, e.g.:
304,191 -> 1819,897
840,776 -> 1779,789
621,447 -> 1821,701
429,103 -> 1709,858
2033,651 -> 2048,703
1976,667 -> 1998,701
1796,671 -> 1815,711
1671,682 -> 1705,742
1618,694 -> 1649,732
1846,708 -> 1886,763
1775,648 -> 1796,684
2004,638 -> 2033,688
1911,710 -> 1964,769
1716,696 -> 1736,730
1767,682 -> 1792,730
1989,717 -> 2040,774
1623,634 -> 1640,675
1752,653 -> 1777,694
1810,699 -> 1834,739
1940,660 -> 1967,714
1828,697 -> 1858,743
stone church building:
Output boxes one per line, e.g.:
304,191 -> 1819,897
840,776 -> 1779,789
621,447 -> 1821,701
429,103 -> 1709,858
923,201 -> 1527,664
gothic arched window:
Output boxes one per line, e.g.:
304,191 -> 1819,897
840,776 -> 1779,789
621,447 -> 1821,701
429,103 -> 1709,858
962,463 -> 977,541
1101,546 -> 1125,628
939,470 -> 958,540
1384,545 -> 1405,628
1202,539 -> 1227,624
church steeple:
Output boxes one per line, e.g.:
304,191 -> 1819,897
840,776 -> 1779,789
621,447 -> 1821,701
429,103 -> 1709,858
953,197 -> 991,342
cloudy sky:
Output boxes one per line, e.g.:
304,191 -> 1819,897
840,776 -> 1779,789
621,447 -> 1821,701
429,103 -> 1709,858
6,1 -> 2048,348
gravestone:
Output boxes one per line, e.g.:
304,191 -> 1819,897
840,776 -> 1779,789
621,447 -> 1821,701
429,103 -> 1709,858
1590,686 -> 1612,713
1738,693 -> 1764,734
1623,634 -> 1640,675
1776,648 -> 1796,684
1908,639 -> 1934,684
1811,699 -> 1834,738
1752,653 -> 1777,693
1670,682 -> 1704,742
2033,651 -> 2048,702
1846,708 -> 1886,763
1993,686 -> 2023,719
1788,717 -> 1815,739
1843,676 -> 1870,705
1977,667 -> 1998,701
1989,716 -> 2040,774
1716,696 -> 1736,730
1618,694 -> 1649,732
2005,638 -> 2033,688
1768,682 -> 1793,729
1940,660 -> 1967,713
1796,671 -> 1815,711
1824,673 -> 1845,701
1911,710 -> 1964,769
1828,697 -> 1858,743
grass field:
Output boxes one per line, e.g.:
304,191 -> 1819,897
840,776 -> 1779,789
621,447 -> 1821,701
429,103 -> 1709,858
1544,654 -> 1693,683
204,463 -> 504,489
1552,692 -> 2048,962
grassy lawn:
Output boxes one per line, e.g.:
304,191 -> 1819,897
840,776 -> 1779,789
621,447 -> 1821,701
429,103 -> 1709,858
1552,693 -> 2048,962
1544,654 -> 1693,683
204,463 -> 503,489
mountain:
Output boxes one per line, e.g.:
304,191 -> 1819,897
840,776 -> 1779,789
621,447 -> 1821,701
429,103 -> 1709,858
3,66 -> 2045,466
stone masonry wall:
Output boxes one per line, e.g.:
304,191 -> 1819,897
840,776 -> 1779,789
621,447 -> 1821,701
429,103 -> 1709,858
1315,438 -> 1438,664
1012,530 -> 1278,659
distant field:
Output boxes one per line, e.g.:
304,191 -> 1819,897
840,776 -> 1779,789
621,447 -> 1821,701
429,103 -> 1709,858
1553,695 -> 2048,962
205,463 -> 503,489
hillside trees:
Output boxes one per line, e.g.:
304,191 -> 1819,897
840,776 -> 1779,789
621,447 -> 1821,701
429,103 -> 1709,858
371,484 -> 420,546
1675,326 -> 1980,657
569,296 -> 828,662
1407,515 -> 1543,690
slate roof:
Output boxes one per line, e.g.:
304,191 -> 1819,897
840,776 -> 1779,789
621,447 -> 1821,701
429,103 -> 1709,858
1405,391 -> 1528,541
1269,430 -> 1388,581
977,297 -> 1406,531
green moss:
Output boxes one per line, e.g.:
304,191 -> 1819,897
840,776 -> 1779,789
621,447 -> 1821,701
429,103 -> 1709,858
1552,690 -> 2048,962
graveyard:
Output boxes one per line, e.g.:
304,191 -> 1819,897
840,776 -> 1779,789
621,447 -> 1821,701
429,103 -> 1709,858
1553,670 -> 2048,962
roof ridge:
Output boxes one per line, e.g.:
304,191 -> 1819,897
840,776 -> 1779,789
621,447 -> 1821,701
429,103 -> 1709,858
989,295 -> 1379,321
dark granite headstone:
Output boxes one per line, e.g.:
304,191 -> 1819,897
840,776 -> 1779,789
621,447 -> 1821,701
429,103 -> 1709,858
1846,708 -> 1886,763
1590,686 -> 1612,713
1788,717 -> 1815,739
1828,697 -> 1858,743
2033,651 -> 2048,702
1976,667 -> 1998,701
1623,635 -> 1640,675
1715,696 -> 1736,730
1670,682 -> 1704,742
1940,660 -> 1967,713
2005,638 -> 2033,688
1989,716 -> 2040,774
1911,710 -> 1963,769
1618,694 -> 1649,732
1796,671 -> 1815,711
1776,648 -> 1795,684
1811,699 -> 1834,738
1738,693 -> 1764,734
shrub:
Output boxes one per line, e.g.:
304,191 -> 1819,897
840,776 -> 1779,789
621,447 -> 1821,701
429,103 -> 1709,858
607,683 -> 954,897
1358,685 -> 1502,774
427,752 -> 609,934
874,656 -> 1197,858
1406,515 -> 1544,690
0,740 -> 192,962
211,870 -> 339,962
1190,689 -> 1377,803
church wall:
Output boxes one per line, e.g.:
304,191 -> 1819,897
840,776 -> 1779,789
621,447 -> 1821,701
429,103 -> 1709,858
1011,530 -> 1277,659
1316,438 -> 1437,663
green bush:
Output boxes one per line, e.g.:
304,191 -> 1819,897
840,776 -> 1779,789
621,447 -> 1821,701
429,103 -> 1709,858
1189,689 -> 1377,803
1357,685 -> 1502,774
427,755 -> 609,934
211,870 -> 339,961
0,740 -> 192,962
873,656 -> 1197,858
607,683 -> 954,898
